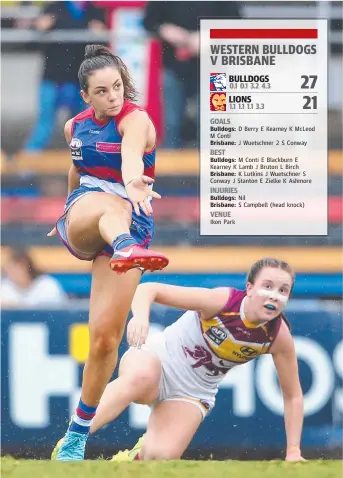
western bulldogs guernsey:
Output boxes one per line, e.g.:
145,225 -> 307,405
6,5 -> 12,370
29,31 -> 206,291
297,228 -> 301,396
161,288 -> 282,388
70,100 -> 155,196
56,100 -> 156,260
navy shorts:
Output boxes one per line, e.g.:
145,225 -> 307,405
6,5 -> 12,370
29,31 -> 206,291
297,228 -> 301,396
56,185 -> 154,261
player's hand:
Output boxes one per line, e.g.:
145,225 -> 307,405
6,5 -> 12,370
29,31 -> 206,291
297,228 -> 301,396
125,175 -> 161,217
47,227 -> 57,237
127,316 -> 150,348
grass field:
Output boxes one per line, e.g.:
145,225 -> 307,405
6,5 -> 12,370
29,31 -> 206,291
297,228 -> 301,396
1,458 -> 341,478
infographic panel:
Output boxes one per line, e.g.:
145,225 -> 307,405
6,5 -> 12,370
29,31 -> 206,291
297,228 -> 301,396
200,19 -> 328,236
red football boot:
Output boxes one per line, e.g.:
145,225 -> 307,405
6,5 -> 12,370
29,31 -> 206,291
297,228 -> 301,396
109,244 -> 169,274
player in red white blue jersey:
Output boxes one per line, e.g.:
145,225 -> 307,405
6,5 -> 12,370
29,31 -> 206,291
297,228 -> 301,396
50,44 -> 168,461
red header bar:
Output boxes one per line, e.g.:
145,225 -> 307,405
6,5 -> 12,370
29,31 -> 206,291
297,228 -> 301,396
210,29 -> 318,39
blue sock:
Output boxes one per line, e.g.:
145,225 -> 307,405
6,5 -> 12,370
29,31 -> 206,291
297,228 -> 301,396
70,399 -> 97,434
112,233 -> 136,251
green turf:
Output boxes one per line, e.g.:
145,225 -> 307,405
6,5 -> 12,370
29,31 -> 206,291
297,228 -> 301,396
1,458 -> 341,478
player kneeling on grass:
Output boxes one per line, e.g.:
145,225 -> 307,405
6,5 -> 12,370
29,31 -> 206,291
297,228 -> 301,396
55,257 -> 306,461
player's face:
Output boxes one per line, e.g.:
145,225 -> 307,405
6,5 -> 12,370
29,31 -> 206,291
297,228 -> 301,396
212,93 -> 226,110
246,267 -> 292,321
82,67 -> 125,116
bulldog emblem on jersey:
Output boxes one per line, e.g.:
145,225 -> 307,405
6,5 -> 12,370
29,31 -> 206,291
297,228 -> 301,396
69,137 -> 83,160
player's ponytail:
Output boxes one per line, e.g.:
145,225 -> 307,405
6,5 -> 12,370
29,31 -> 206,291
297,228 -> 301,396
79,44 -> 138,100
84,44 -> 113,59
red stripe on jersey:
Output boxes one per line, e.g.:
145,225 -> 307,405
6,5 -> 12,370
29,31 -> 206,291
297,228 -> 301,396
144,165 -> 155,178
77,165 -> 123,182
74,107 -> 94,122
77,164 -> 155,182
71,107 -> 93,136
115,100 -> 146,128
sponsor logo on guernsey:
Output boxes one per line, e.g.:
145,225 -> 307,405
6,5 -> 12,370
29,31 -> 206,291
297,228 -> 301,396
240,346 -> 258,357
206,326 -> 227,346
89,129 -> 100,134
96,142 -> 121,153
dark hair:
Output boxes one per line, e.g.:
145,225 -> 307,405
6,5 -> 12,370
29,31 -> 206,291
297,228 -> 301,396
247,257 -> 295,287
9,250 -> 41,280
78,44 -> 138,100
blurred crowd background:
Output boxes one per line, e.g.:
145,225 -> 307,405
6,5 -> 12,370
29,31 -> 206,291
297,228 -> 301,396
1,0 -> 342,461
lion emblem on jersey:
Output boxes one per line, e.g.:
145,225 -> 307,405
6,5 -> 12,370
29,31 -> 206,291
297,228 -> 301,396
183,345 -> 229,377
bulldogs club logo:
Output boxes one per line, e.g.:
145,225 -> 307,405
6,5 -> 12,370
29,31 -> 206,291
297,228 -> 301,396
210,92 -> 226,112
69,137 -> 82,150
210,72 -> 226,91
69,137 -> 83,160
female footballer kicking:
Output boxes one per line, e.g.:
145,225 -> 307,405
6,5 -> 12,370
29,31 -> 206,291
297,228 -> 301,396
50,44 -> 168,461
85,258 -> 306,462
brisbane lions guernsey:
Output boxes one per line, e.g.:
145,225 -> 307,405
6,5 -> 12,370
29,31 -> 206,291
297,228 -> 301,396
162,288 -> 283,386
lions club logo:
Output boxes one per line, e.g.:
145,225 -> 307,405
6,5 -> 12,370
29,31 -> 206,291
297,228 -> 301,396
210,92 -> 227,111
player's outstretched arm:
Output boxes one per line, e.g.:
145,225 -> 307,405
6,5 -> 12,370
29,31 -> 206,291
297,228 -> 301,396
120,111 -> 160,217
127,283 -> 229,347
133,283 -> 230,319
270,320 -> 307,462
